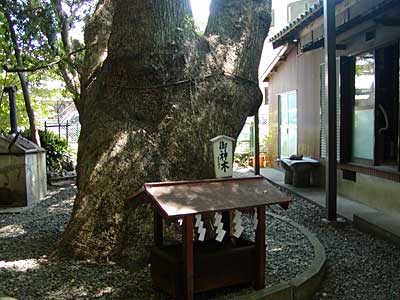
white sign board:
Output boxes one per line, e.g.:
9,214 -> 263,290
210,135 -> 235,179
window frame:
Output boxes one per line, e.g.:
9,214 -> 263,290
278,90 -> 298,158
340,43 -> 400,171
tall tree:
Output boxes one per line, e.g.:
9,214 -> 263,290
1,0 -> 41,143
49,0 -> 94,103
0,0 -> 93,138
55,0 -> 271,262
0,12 -> 53,133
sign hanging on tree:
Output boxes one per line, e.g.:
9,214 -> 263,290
210,135 -> 235,178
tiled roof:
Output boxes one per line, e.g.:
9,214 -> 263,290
269,0 -> 323,43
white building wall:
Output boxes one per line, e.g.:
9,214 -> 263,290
244,0 -> 319,159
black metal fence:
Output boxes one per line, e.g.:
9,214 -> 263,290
44,121 -> 80,145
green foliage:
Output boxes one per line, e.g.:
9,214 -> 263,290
0,1 -> 57,70
234,153 -> 250,167
177,15 -> 202,41
0,79 -> 29,131
0,71 -> 53,132
0,0 -> 69,133
355,53 -> 374,76
38,130 -> 73,173
260,134 -> 269,154
0,0 -> 95,102
249,121 -> 254,156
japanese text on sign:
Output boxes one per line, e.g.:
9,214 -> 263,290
218,141 -> 229,173
210,135 -> 234,178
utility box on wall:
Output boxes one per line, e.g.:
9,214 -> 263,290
0,134 -> 47,207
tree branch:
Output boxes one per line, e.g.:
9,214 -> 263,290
80,0 -> 114,108
0,0 -> 40,144
3,47 -> 86,73
69,4 -> 81,24
52,0 -> 72,52
204,0 -> 271,81
50,0 -> 83,101
57,61 -> 80,100
108,0 -> 192,59
0,0 -> 23,66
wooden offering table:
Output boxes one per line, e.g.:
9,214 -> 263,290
128,176 -> 290,300
279,157 -> 320,187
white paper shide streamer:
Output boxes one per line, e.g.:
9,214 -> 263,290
252,208 -> 259,231
214,212 -> 226,242
232,210 -> 244,238
195,214 -> 206,241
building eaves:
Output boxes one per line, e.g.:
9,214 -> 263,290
259,44 -> 291,82
269,0 -> 324,48
270,0 -> 399,49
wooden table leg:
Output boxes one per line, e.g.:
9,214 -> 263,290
183,215 -> 194,300
154,209 -> 163,247
255,206 -> 266,290
281,162 -> 293,184
292,164 -> 313,187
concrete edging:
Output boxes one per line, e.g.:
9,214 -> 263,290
0,294 -> 18,300
353,214 -> 400,248
233,212 -> 326,300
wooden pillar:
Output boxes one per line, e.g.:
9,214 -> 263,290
254,112 -> 260,175
153,209 -> 163,247
324,0 -> 337,221
254,206 -> 266,289
183,215 -> 194,300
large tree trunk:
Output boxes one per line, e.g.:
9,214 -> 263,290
55,0 -> 271,263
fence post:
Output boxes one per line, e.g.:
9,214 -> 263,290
44,121 -> 47,133
66,120 -> 69,144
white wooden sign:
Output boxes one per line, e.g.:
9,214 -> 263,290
210,135 -> 235,179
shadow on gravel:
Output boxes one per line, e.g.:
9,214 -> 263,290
1,179 -> 316,300
0,186 -> 75,262
0,257 -> 256,300
0,259 -> 151,300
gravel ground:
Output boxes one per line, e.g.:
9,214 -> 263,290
271,192 -> 400,300
0,178 -> 313,300
3,170 -> 399,300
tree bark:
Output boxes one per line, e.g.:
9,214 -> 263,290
17,72 -> 40,145
80,0 -> 114,112
55,0 -> 271,263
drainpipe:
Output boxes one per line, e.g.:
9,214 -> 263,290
3,86 -> 18,134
